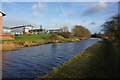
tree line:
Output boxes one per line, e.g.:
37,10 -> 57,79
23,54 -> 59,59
102,13 -> 120,44
50,25 -> 91,40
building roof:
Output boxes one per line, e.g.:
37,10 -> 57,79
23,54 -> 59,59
0,11 -> 6,16
47,29 -> 62,31
11,25 -> 34,29
3,27 -> 11,29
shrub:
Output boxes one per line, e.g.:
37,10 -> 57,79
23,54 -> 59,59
58,32 -> 72,38
50,34 -> 58,40
72,25 -> 91,38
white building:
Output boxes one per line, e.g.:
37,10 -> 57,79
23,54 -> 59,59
29,25 -> 46,34
47,29 -> 63,33
3,27 -> 11,34
46,27 -> 67,33
11,25 -> 34,34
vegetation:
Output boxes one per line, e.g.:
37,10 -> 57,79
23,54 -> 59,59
41,40 -> 119,78
57,32 -> 72,38
2,25 -> 91,50
50,34 -> 58,40
3,33 -> 76,42
2,33 -> 80,50
72,25 -> 91,38
3,25 -> 91,42
91,33 -> 105,38
102,14 -> 120,44
38,14 -> 120,79
3,34 -> 51,42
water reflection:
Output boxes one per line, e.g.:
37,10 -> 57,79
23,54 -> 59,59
51,43 -> 57,48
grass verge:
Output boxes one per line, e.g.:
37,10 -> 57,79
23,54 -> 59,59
40,40 -> 119,78
2,34 -> 80,50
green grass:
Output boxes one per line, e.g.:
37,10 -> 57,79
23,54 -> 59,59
2,34 -> 80,50
3,34 -> 51,42
57,35 -> 66,40
3,34 -> 77,43
41,40 -> 119,78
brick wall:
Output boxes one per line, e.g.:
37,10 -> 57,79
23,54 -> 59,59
0,14 -> 2,41
2,34 -> 14,40
0,13 -> 14,40
0,16 -> 2,36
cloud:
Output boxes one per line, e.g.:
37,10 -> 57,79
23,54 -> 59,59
60,7 -> 68,18
3,17 -> 39,27
90,22 -> 96,25
82,0 -> 107,16
59,6 -> 75,18
32,2 -> 47,10
66,11 -> 75,16
82,20 -> 90,25
0,3 -> 2,10
32,11 -> 39,16
59,6 -> 75,25
31,2 -> 47,16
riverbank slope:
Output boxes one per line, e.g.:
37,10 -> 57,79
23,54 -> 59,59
41,40 -> 119,78
2,34 -> 82,51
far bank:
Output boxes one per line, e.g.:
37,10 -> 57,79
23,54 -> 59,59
2,34 -> 87,51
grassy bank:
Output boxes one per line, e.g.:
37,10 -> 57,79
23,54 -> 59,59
40,40 -> 119,78
2,34 -> 80,50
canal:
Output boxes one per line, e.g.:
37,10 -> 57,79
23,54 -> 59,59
2,38 -> 100,78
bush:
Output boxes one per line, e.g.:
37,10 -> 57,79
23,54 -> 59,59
57,35 -> 66,40
58,32 -> 72,38
72,25 -> 91,38
50,34 -> 58,40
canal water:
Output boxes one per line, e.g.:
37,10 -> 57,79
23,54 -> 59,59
2,38 -> 99,78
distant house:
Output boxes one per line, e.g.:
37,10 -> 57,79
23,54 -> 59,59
29,25 -> 46,34
3,27 -> 11,34
11,25 -> 34,34
46,27 -> 68,33
29,29 -> 46,34
47,29 -> 63,33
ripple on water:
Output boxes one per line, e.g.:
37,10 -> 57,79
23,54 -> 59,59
3,38 -> 100,78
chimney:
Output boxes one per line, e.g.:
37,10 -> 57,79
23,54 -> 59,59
40,25 -> 43,29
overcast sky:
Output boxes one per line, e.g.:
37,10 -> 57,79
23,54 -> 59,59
2,2 -> 118,33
